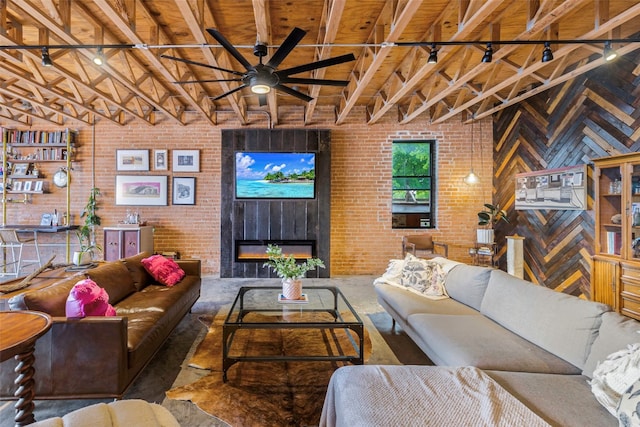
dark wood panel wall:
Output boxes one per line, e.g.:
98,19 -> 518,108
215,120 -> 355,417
220,129 -> 331,278
493,50 -> 640,297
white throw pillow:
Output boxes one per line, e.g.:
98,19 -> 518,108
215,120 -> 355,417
591,343 -> 640,416
373,259 -> 404,287
617,377 -> 640,427
400,254 -> 448,299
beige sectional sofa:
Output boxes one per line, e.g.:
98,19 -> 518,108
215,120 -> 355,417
321,260 -> 640,427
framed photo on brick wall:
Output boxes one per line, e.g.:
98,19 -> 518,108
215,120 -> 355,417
172,177 -> 195,205
115,175 -> 167,206
116,149 -> 150,171
172,150 -> 199,172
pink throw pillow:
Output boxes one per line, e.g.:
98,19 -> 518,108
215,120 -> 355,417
141,255 -> 185,287
66,278 -> 116,317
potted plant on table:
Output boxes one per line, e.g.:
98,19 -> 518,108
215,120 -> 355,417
477,203 -> 510,244
74,188 -> 102,266
263,244 -> 325,300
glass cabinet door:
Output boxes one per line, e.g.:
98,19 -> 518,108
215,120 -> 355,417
629,163 -> 640,260
599,165 -> 622,256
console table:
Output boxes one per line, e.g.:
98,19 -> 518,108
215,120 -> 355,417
0,310 -> 52,426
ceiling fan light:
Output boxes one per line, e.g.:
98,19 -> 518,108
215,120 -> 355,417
603,41 -> 617,62
251,84 -> 271,94
41,47 -> 53,67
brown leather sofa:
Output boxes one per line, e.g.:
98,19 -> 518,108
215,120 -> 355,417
0,252 -> 201,399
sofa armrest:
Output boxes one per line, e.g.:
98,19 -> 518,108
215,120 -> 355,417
0,316 -> 129,399
177,259 -> 201,277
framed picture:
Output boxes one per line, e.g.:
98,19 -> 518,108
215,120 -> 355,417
172,150 -> 199,172
515,165 -> 587,210
115,175 -> 168,206
154,149 -> 168,171
23,181 -> 32,192
173,177 -> 196,205
34,181 -> 43,192
116,149 -> 150,171
12,163 -> 28,176
12,181 -> 22,192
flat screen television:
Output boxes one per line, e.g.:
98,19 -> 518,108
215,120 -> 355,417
235,152 -> 316,199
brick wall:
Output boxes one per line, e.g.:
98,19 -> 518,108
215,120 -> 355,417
3,107 -> 491,275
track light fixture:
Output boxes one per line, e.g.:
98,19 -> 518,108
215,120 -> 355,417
481,43 -> 493,63
603,41 -> 617,62
41,47 -> 52,67
427,43 -> 438,64
93,47 -> 105,65
541,42 -> 553,62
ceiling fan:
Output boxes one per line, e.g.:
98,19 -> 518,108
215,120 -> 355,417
161,27 -> 355,106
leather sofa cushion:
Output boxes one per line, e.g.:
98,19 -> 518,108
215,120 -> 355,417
23,275 -> 82,316
481,270 -> 610,369
121,252 -> 154,291
86,262 -> 137,305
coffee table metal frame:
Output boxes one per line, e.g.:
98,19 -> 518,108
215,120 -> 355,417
222,286 -> 364,382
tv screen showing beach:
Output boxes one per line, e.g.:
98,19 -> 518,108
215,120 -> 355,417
235,152 -> 316,199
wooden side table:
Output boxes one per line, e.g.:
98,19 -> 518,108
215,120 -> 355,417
0,310 -> 52,427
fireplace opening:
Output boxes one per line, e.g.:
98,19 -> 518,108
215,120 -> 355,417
235,240 -> 316,262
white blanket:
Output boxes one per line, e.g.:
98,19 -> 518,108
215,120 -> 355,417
320,365 -> 550,427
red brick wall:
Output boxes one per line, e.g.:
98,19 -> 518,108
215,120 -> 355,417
3,107 -> 491,275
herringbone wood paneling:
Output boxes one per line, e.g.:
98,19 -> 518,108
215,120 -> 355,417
493,51 -> 640,298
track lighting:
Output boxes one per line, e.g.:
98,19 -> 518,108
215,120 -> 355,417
481,43 -> 493,63
541,42 -> 553,62
427,43 -> 438,64
41,47 -> 52,67
93,47 -> 105,65
603,41 -> 617,62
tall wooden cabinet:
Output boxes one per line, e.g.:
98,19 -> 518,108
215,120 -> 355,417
103,226 -> 154,261
592,153 -> 640,320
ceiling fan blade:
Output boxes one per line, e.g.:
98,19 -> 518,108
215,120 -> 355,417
258,94 -> 268,106
173,78 -> 243,84
275,84 -> 313,102
279,77 -> 349,87
265,27 -> 306,69
278,53 -> 356,76
160,54 -> 244,76
212,84 -> 248,101
206,28 -> 254,71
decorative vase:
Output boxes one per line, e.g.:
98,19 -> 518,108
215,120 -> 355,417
477,228 -> 495,244
73,251 -> 92,266
282,278 -> 303,300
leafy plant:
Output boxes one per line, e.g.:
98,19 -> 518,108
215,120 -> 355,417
477,203 -> 510,227
77,187 -> 102,254
263,244 -> 325,279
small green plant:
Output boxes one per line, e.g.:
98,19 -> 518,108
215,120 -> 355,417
263,244 -> 325,279
477,203 -> 510,227
77,187 -> 102,255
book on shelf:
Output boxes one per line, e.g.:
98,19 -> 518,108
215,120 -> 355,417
606,231 -> 622,255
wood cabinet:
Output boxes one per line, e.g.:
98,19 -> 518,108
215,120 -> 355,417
103,226 -> 154,261
592,153 -> 640,320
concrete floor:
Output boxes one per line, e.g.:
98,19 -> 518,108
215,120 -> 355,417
0,276 -> 431,426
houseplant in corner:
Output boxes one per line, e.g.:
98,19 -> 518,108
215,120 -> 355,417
477,203 -> 510,244
263,244 -> 325,300
74,188 -> 102,266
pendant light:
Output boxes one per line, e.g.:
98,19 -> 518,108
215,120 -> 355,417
464,120 -> 479,185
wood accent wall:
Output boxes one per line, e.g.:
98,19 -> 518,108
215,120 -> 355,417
220,129 -> 331,278
493,50 -> 640,297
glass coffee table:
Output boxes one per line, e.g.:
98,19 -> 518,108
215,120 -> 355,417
222,286 -> 364,382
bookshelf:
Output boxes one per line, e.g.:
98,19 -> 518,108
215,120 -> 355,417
592,153 -> 640,320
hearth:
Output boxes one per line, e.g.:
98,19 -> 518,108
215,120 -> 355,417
235,240 -> 315,262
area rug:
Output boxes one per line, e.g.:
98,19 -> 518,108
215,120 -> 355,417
166,310 -> 371,427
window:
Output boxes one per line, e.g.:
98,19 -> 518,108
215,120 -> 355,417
391,140 -> 435,228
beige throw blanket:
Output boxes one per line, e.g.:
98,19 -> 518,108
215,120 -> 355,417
320,365 -> 550,427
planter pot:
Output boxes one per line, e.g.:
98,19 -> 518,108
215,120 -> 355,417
477,229 -> 495,244
282,278 -> 303,300
73,251 -> 92,266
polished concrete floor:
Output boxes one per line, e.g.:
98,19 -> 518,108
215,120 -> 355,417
0,276 -> 431,426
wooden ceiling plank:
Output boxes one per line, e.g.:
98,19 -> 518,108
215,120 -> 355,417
304,0 -> 346,124
175,0 -> 247,124
335,0 -> 424,124
367,0 -> 507,124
